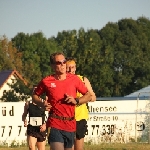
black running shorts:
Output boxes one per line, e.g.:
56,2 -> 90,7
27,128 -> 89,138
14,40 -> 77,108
76,119 -> 88,140
27,125 -> 47,142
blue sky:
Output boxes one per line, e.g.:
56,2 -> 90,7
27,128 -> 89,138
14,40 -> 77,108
0,0 -> 150,40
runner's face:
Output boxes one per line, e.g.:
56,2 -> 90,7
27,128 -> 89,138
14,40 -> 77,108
52,54 -> 67,74
66,63 -> 76,74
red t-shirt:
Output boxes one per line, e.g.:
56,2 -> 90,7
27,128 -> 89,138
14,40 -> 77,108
34,73 -> 88,132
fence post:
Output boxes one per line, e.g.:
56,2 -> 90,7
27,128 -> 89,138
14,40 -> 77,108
135,97 -> 139,142
149,112 -> 150,144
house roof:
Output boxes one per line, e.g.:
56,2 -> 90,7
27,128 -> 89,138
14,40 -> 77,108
124,85 -> 150,98
0,70 -> 27,89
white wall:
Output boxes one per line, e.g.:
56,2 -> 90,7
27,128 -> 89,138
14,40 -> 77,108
0,74 -> 31,101
0,75 -> 16,98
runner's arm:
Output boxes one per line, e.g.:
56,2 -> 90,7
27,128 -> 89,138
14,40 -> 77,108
32,94 -> 51,111
84,77 -> 96,102
22,102 -> 28,122
32,94 -> 44,107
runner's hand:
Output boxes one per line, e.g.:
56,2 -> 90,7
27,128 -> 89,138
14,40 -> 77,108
40,123 -> 46,132
43,100 -> 51,111
64,93 -> 76,104
24,119 -> 27,127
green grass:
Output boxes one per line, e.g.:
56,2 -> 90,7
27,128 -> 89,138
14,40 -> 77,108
1,143 -> 150,150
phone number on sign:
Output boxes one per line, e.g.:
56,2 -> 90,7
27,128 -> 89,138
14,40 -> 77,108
86,124 -> 115,136
0,125 -> 27,140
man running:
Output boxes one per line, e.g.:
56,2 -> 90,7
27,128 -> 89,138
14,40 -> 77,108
32,52 -> 92,150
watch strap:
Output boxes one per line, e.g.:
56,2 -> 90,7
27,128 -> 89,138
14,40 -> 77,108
75,98 -> 79,105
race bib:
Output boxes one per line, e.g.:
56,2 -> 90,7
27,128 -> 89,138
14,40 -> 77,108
29,117 -> 42,126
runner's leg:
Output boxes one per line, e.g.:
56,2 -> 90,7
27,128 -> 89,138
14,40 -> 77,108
27,135 -> 37,150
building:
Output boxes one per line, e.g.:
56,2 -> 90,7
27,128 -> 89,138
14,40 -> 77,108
0,70 -> 30,101
125,85 -> 150,99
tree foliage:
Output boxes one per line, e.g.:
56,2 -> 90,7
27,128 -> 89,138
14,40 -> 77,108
1,16 -> 150,100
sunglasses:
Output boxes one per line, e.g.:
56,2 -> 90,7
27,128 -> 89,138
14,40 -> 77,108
54,59 -> 67,65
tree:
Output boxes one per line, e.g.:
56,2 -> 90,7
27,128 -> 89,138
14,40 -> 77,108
0,35 -> 23,72
98,22 -> 118,96
12,32 -> 60,85
116,18 -> 150,95
76,28 -> 103,97
1,16 -> 150,99
56,29 -> 78,57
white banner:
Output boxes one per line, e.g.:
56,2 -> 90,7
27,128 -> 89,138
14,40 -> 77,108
85,99 -> 150,143
0,102 -> 27,143
0,99 -> 150,144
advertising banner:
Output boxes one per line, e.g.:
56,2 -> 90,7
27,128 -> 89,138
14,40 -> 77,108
0,99 -> 150,144
85,99 -> 150,143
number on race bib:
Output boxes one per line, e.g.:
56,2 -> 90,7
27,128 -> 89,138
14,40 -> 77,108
29,117 -> 42,126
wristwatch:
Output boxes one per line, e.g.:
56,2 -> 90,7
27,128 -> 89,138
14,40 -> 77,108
75,98 -> 79,105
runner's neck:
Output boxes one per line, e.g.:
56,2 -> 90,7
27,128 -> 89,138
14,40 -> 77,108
54,74 -> 66,80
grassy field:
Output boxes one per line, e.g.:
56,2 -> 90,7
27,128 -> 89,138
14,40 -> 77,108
1,143 -> 150,150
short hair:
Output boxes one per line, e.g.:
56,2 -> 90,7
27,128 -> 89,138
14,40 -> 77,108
50,52 -> 65,64
66,57 -> 77,63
